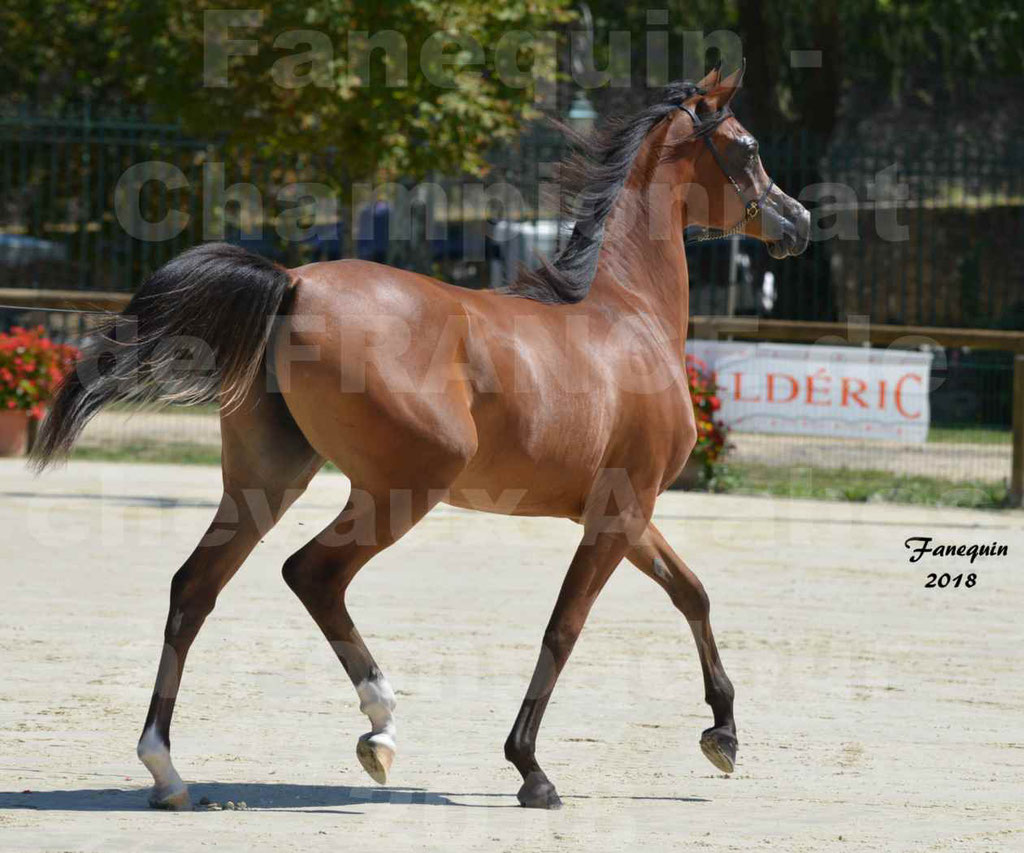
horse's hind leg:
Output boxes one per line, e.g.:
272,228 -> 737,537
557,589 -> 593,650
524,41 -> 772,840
626,522 -> 737,773
137,492 -> 265,809
282,458 -> 469,785
138,386 -> 321,809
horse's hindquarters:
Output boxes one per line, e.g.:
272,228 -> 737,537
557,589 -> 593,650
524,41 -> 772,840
273,262 -> 481,493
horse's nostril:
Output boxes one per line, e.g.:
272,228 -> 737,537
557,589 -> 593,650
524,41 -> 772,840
762,205 -> 788,240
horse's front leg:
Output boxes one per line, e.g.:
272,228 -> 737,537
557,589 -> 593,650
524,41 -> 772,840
627,522 -> 737,772
504,498 -> 648,808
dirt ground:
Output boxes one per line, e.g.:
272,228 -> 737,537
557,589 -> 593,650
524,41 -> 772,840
1,459 -> 1022,852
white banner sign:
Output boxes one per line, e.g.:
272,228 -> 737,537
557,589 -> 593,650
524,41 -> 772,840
686,340 -> 932,443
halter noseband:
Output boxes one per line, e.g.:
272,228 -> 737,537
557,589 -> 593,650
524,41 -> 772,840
675,102 -> 774,244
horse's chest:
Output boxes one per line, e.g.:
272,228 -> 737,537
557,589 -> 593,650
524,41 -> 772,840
635,381 -> 695,479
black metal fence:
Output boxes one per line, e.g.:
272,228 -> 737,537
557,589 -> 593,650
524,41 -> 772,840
1,106 -> 1020,492
3,106 -> 1023,324
0,105 -> 570,295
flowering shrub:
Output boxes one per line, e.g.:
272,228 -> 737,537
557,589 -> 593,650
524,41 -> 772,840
685,354 -> 730,487
0,326 -> 79,420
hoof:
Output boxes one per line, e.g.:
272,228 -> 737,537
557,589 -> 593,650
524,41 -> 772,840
357,733 -> 395,785
517,773 -> 562,810
148,785 -> 192,811
700,727 -> 738,774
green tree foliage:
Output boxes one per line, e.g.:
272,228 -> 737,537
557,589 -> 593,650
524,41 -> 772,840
584,0 -> 1023,138
0,0 -> 572,179
3,1 -> 1021,173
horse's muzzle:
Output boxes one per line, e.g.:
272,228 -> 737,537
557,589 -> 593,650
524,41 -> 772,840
763,189 -> 810,259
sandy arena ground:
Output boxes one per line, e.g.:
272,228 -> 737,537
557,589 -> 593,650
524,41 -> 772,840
1,459 -> 1022,852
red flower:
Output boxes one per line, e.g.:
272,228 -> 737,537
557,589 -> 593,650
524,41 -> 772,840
684,353 -> 730,483
0,328 -> 79,415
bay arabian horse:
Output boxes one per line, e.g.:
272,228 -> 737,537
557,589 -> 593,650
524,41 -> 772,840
33,66 -> 809,810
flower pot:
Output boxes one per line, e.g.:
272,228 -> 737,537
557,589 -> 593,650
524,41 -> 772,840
0,410 -> 30,457
671,456 -> 704,490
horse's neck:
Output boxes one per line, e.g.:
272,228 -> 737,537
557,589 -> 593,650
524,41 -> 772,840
589,161 -> 692,341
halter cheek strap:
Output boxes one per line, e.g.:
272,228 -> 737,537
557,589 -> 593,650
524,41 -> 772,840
675,103 -> 774,244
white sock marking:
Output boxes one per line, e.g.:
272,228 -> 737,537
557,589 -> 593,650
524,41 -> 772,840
356,677 -> 397,752
137,724 -> 186,798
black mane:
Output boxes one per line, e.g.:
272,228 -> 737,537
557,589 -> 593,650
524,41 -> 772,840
508,81 -> 712,304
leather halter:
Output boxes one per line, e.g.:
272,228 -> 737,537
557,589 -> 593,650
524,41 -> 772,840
675,103 -> 774,244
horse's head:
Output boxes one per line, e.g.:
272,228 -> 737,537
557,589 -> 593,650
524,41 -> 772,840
671,64 -> 810,259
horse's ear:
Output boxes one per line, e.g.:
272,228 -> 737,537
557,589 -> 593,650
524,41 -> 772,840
696,60 -> 722,92
704,59 -> 745,110
720,58 -> 746,92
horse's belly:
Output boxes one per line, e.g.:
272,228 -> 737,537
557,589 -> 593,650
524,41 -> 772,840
446,462 -> 589,517
446,464 -> 590,518
446,413 -> 606,518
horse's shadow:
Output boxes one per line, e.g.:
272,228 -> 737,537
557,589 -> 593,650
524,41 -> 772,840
0,782 -> 708,813
0,783 -> 490,813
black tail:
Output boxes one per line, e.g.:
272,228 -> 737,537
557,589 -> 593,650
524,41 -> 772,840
31,242 -> 292,470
